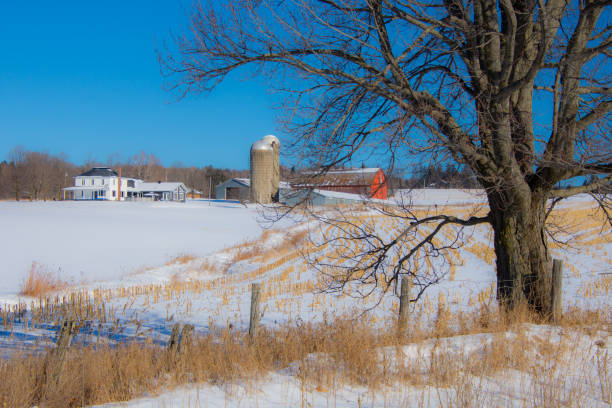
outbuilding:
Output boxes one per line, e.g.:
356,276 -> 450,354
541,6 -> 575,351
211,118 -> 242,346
215,178 -> 250,201
137,182 -> 188,201
291,168 -> 388,199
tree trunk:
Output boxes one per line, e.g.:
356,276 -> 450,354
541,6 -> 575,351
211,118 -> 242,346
488,190 -> 551,313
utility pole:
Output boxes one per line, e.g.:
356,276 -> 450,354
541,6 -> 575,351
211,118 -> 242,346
208,176 -> 212,206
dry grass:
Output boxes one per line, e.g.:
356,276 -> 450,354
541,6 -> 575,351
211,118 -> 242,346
169,236 -> 300,277
224,228 -> 309,267
165,254 -> 197,266
0,305 -> 609,407
19,262 -> 68,297
197,258 -> 222,274
230,240 -> 263,263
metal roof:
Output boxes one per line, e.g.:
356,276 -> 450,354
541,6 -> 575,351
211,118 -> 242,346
137,182 -> 187,192
292,168 -> 384,188
77,167 -> 119,177
218,178 -> 290,189
325,168 -> 380,174
233,178 -> 250,187
63,186 -> 108,191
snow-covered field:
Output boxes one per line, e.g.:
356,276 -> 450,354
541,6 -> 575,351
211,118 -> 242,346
0,200 -> 266,296
0,191 -> 610,407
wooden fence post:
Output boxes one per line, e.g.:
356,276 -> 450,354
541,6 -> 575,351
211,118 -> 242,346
398,278 -> 411,338
551,259 -> 563,323
56,319 -> 74,357
249,283 -> 261,338
167,323 -> 181,353
50,319 -> 75,384
178,324 -> 194,354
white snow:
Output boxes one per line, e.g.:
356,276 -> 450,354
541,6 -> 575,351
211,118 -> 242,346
0,200 -> 265,296
0,190 -> 609,407
393,188 -> 487,206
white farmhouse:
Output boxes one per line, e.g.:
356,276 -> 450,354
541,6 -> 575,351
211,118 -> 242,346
63,167 -> 188,201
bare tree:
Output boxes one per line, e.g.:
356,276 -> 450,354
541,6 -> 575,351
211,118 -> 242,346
24,151 -> 50,201
129,151 -> 164,181
162,0 -> 611,313
7,146 -> 27,201
0,161 -> 15,199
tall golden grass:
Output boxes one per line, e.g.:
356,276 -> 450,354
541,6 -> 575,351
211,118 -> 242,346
0,305 -> 609,407
19,262 -> 68,298
165,254 -> 197,266
224,228 -> 308,266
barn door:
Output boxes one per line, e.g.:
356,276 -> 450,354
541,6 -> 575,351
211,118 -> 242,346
226,187 -> 241,200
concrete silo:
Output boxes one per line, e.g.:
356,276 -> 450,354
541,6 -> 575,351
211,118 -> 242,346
261,135 -> 280,202
250,139 -> 274,203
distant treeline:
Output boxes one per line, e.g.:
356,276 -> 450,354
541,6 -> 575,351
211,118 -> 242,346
0,147 -> 252,201
0,147 -> 478,201
389,164 -> 480,190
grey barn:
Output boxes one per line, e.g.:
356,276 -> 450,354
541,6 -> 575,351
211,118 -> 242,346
215,178 -> 250,201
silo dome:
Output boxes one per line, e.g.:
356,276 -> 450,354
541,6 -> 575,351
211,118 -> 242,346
261,134 -> 280,147
251,139 -> 273,151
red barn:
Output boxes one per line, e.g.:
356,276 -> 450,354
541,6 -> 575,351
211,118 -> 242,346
292,168 -> 388,199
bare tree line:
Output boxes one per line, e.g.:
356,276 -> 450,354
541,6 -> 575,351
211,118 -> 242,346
399,164 -> 480,189
0,146 -> 249,201
0,147 -> 76,201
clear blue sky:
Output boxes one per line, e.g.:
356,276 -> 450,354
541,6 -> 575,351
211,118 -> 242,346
0,1 -> 282,169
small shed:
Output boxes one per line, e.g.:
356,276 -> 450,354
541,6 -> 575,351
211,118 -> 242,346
187,188 -> 204,199
215,178 -> 250,201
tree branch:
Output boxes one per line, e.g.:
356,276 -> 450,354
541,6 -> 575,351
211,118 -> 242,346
549,176 -> 612,198
576,100 -> 612,132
